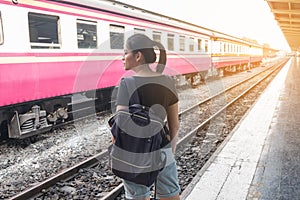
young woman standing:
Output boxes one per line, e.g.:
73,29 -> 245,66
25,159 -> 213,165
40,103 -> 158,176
114,33 -> 180,200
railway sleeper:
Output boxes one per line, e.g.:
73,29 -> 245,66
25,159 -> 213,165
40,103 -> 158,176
8,105 -> 52,139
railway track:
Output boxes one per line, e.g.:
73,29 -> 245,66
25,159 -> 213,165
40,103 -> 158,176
7,58 -> 288,200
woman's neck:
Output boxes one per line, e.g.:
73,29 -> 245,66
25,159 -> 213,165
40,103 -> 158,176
133,64 -> 160,77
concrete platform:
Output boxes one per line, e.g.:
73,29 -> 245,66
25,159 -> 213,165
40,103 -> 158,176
182,57 -> 300,200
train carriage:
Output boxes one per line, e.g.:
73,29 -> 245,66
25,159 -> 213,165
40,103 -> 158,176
0,0 -> 267,140
210,33 -> 264,76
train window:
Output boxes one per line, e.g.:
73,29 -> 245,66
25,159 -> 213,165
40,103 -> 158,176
110,24 -> 124,49
189,37 -> 194,52
204,40 -> 208,52
153,31 -> 161,43
28,12 -> 60,49
167,34 -> 174,51
0,13 -> 3,45
179,35 -> 185,51
197,39 -> 202,51
77,19 -> 97,49
134,28 -> 145,34
220,42 -> 222,53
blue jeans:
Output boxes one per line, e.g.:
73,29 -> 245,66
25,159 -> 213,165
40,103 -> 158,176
123,161 -> 181,199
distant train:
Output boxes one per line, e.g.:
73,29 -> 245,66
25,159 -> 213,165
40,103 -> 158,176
0,0 -> 278,140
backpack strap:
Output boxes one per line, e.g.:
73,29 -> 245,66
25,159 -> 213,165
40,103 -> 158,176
123,77 -> 140,105
154,179 -> 157,200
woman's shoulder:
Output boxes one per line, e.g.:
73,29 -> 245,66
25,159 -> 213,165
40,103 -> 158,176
132,74 -> 172,80
133,75 -> 175,85
157,75 -> 176,84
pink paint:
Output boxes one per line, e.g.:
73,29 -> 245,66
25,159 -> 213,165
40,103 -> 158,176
0,55 -> 211,107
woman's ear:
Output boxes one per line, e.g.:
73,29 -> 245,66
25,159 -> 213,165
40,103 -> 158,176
135,51 -> 144,63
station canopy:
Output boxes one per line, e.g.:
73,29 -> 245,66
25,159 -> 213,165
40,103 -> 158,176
265,0 -> 300,51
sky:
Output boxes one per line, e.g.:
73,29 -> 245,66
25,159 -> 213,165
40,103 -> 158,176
116,0 -> 291,51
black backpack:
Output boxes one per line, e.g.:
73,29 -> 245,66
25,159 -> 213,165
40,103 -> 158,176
108,77 -> 169,187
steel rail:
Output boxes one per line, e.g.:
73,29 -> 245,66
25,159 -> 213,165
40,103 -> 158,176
9,151 -> 108,200
179,60 -> 286,117
177,60 -> 287,147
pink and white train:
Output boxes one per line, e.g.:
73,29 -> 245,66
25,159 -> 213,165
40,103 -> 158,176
0,0 -> 277,140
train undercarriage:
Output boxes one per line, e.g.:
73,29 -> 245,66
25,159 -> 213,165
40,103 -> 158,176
180,60 -> 262,87
0,87 -> 114,141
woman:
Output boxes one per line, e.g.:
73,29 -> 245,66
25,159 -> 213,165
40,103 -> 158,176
115,33 -> 180,200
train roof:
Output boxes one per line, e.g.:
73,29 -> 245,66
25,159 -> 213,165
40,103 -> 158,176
51,0 -> 265,48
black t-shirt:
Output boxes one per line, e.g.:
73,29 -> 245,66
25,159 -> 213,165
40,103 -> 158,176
116,75 -> 178,120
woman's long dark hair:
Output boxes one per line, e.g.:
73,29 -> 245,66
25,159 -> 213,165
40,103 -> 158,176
126,34 -> 166,73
